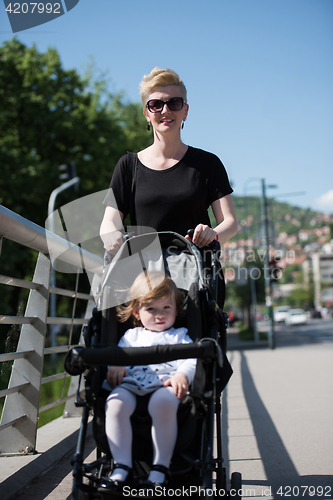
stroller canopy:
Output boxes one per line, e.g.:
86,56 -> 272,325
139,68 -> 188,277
98,230 -> 205,311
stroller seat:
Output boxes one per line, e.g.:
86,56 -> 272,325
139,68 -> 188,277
65,230 -> 240,499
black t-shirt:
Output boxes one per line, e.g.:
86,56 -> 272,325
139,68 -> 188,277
104,146 -> 233,237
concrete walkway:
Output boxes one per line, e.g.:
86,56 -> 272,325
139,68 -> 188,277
1,326 -> 333,499
1,414 -> 94,500
224,327 -> 333,499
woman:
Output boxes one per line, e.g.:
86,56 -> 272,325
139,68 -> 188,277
100,66 -> 237,255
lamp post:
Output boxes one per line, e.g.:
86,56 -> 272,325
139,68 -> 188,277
243,178 -> 262,342
48,165 -> 80,358
261,179 -> 278,350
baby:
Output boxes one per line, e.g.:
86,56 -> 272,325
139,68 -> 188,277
100,271 -> 196,493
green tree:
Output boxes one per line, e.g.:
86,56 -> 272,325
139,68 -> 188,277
280,263 -> 302,284
284,269 -> 315,310
287,284 -> 315,310
0,38 -> 151,222
329,222 -> 333,240
0,38 -> 151,342
226,250 -> 266,330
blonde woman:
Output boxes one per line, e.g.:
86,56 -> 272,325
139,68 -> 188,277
100,67 -> 237,255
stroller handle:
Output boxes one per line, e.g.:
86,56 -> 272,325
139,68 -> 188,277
186,229 -> 220,252
64,338 -> 223,376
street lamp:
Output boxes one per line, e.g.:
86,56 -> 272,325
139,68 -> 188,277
48,163 -> 80,357
261,179 -> 278,349
242,178 -> 265,343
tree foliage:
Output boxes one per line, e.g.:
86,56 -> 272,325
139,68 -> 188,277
0,38 -> 151,222
0,38 -> 152,328
286,284 -> 315,310
225,251 -> 266,329
283,269 -> 315,310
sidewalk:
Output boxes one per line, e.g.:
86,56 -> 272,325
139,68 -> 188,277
0,415 -> 93,500
0,329 -> 247,500
223,329 -> 333,499
2,328 -> 332,500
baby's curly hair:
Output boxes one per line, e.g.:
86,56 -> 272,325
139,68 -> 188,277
117,271 -> 183,327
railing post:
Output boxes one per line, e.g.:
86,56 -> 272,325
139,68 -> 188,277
64,272 -> 100,417
0,252 -> 51,454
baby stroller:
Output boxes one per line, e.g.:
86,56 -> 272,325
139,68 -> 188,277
65,229 -> 242,499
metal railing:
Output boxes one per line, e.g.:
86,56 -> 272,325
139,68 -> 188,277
0,205 -> 103,455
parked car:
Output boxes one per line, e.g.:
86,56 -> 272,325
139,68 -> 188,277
273,306 -> 290,323
285,308 -> 307,326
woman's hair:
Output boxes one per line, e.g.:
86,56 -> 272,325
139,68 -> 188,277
139,67 -> 187,109
117,271 -> 184,326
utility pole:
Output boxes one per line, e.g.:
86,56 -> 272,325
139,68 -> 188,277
249,265 -> 259,343
48,163 -> 79,359
261,179 -> 275,349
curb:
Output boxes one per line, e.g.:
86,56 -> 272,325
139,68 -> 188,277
1,415 -> 92,500
227,329 -> 269,351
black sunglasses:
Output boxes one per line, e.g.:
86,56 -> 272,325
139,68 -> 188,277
146,97 -> 185,113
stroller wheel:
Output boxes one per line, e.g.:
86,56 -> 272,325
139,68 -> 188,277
230,471 -> 242,499
68,494 -> 89,500
69,483 -> 92,500
216,465 -> 227,492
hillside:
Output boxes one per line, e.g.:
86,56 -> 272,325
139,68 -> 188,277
232,195 -> 328,239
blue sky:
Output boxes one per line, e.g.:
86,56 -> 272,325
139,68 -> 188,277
1,0 -> 333,213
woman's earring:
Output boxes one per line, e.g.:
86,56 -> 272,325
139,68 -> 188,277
147,122 -> 151,131
181,121 -> 185,130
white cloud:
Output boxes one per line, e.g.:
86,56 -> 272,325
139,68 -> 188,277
314,190 -> 333,210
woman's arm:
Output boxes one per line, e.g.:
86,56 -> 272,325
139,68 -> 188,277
185,194 -> 237,248
211,194 -> 238,245
100,206 -> 124,253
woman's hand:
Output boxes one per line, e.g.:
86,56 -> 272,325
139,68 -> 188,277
102,230 -> 124,255
106,366 -> 128,388
164,372 -> 189,399
185,224 -> 217,248
185,194 -> 238,248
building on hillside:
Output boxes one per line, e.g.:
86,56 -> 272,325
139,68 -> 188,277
311,243 -> 333,307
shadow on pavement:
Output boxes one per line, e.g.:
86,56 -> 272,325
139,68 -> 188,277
13,433 -> 96,500
240,352 -> 333,499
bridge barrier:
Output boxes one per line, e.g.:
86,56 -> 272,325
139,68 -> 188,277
0,204 -> 103,455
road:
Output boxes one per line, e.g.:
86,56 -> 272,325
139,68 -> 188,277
273,316 -> 333,347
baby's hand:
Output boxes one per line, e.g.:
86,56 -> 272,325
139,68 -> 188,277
107,366 -> 128,388
164,372 -> 189,400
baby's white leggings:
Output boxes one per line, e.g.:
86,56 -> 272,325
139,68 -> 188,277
105,386 -> 180,471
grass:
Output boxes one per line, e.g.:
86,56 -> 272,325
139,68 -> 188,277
236,322 -> 268,342
1,296 -> 84,429
37,354 -> 72,428
0,354 -> 74,428
37,328 -> 81,427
